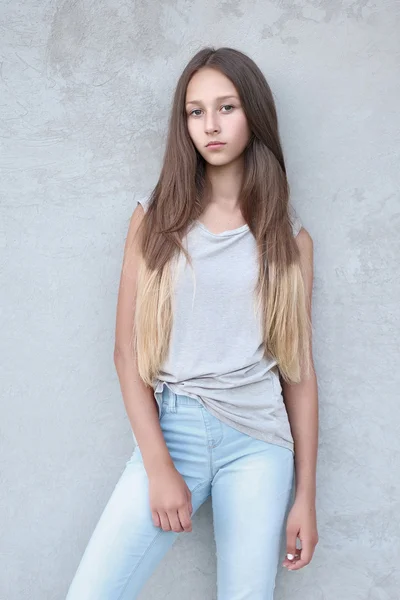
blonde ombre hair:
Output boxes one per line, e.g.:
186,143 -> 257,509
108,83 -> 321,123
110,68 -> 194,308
132,47 -> 312,387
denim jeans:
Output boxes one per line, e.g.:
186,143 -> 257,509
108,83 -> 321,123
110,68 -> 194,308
66,385 -> 294,600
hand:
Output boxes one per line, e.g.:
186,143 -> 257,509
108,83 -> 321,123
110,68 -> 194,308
282,495 -> 319,571
149,465 -> 193,533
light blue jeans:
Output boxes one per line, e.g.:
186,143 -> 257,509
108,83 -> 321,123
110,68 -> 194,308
66,385 -> 294,599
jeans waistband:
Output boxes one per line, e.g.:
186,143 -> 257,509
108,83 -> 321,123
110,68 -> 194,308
157,383 -> 203,413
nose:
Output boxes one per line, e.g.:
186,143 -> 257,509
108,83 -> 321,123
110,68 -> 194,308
204,112 -> 220,135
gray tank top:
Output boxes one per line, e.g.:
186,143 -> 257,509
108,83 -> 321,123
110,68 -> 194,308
137,195 -> 302,453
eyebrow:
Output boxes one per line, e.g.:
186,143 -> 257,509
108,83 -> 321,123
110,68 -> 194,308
185,95 -> 239,106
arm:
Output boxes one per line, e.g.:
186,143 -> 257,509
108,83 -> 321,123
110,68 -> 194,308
281,227 -> 319,570
113,204 -> 174,477
113,204 -> 193,533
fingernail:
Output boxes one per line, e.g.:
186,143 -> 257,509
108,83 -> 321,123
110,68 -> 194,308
286,553 -> 294,560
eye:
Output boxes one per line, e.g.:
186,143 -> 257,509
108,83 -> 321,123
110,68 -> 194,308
189,109 -> 202,117
221,104 -> 234,112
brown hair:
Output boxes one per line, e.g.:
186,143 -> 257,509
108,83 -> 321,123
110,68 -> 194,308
131,46 -> 312,387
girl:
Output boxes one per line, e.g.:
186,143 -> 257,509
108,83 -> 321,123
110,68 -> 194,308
66,46 -> 319,600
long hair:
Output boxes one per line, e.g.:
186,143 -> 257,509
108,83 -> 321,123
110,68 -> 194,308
132,46 -> 312,387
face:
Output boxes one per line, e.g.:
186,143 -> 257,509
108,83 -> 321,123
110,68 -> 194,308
185,67 -> 251,167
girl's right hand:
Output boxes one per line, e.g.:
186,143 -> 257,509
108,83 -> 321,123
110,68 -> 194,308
149,465 -> 193,533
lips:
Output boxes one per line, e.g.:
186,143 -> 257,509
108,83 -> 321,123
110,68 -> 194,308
206,142 -> 226,147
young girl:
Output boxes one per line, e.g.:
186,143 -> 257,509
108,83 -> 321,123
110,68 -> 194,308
66,46 -> 319,600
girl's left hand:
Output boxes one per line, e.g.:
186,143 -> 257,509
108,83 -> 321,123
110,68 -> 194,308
282,496 -> 319,571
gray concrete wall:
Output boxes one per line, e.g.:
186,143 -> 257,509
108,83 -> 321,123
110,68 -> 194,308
1,1 -> 399,599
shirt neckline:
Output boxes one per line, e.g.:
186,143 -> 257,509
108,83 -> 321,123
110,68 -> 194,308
195,220 -> 250,238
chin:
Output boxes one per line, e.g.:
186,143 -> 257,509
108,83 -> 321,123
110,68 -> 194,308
201,153 -> 234,166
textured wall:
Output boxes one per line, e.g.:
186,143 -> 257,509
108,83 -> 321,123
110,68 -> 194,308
1,1 -> 399,599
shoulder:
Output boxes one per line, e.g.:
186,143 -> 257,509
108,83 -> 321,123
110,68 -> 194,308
124,194 -> 150,241
295,226 -> 313,257
289,204 -> 313,251
135,194 -> 152,214
288,203 -> 303,237
288,203 -> 313,282
124,198 -> 146,252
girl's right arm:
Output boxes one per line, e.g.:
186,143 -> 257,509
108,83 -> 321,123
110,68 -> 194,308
113,204 -> 193,533
113,204 -> 173,475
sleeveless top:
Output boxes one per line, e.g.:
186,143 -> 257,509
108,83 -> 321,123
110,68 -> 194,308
136,195 -> 302,454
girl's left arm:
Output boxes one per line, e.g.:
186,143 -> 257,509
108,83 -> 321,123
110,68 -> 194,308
281,227 -> 319,571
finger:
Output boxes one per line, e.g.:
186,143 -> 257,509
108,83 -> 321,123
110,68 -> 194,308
168,510 -> 184,533
178,505 -> 193,532
286,547 -> 302,568
185,490 -> 193,516
152,510 -> 161,528
159,511 -> 171,532
288,542 -> 313,570
283,528 -> 299,566
283,554 -> 301,567
283,551 -> 301,568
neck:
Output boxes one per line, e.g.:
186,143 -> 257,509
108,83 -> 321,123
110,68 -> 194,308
204,155 -> 245,210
